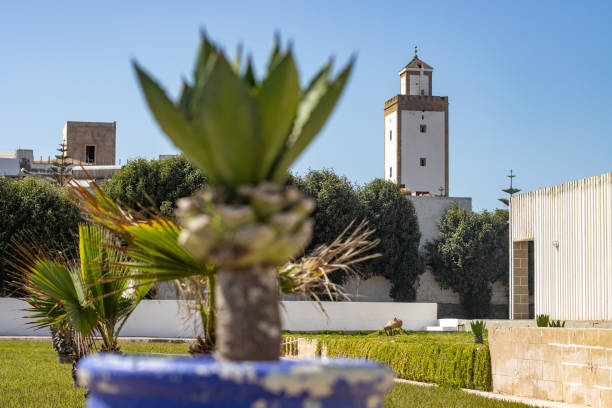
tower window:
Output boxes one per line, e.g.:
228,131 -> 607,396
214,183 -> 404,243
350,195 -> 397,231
420,157 -> 427,167
85,145 -> 96,164
389,167 -> 392,178
389,130 -> 392,141
420,124 -> 427,133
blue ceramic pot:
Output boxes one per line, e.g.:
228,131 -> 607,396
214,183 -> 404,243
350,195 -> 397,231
77,354 -> 394,408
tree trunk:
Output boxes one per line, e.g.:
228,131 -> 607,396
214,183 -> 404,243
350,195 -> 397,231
214,265 -> 280,361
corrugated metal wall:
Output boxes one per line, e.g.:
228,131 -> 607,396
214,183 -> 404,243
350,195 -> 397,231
510,172 -> 612,320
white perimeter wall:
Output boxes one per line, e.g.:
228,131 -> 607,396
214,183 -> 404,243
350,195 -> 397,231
0,298 -> 437,336
400,110 -> 445,194
281,301 -> 437,331
384,111 -> 397,183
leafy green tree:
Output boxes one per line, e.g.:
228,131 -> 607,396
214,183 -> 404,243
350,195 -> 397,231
50,142 -> 72,186
425,203 -> 509,317
102,155 -> 206,216
359,179 -> 423,301
292,170 -> 366,280
0,178 -> 81,295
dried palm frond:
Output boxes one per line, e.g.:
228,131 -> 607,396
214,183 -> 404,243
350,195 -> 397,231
278,219 -> 380,304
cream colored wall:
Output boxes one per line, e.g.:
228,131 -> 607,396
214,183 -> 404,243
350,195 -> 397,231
400,110 -> 445,194
384,112 -> 397,183
510,172 -> 612,320
490,327 -> 612,407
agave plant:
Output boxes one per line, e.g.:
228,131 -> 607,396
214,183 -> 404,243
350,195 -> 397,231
134,33 -> 353,361
536,314 -> 550,327
17,224 -> 151,352
470,320 -> 486,344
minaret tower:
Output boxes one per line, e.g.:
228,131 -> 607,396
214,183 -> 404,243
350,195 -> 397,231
384,47 -> 449,196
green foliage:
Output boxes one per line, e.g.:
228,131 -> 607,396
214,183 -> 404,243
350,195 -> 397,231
425,203 -> 508,317
49,142 -> 72,186
0,177 -> 81,296
19,225 -> 151,351
536,314 -> 550,327
291,172 -> 422,299
380,328 -> 407,336
135,33 -> 353,188
291,170 -> 366,283
548,320 -> 566,328
470,321 -> 486,344
102,155 -> 206,216
320,336 -> 491,390
359,179 -> 422,301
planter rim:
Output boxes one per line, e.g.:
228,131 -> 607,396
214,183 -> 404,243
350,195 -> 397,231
77,353 -> 395,401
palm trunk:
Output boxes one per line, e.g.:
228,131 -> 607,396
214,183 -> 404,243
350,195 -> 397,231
214,265 -> 280,361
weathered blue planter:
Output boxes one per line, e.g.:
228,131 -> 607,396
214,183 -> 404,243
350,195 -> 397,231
77,354 -> 394,407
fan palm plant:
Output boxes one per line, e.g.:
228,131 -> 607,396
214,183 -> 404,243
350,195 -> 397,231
135,33 -> 353,361
17,224 -> 151,352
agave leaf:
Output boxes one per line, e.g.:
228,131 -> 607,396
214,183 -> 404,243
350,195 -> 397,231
191,54 -> 259,186
134,64 -> 220,181
255,52 -> 300,179
266,34 -> 283,75
232,44 -> 243,73
194,33 -> 216,84
244,57 -> 257,88
272,58 -> 354,181
177,81 -> 194,118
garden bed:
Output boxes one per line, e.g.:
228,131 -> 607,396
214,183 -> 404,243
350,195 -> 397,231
283,331 -> 492,391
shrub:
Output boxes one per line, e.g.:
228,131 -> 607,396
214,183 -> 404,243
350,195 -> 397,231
359,179 -> 423,301
470,321 -> 486,344
536,314 -> 550,327
0,177 -> 81,296
548,320 -> 565,328
103,155 -> 206,216
320,337 -> 491,390
291,170 -> 366,284
425,203 -> 508,317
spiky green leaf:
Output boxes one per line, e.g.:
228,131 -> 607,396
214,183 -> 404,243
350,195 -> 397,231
272,58 -> 354,180
134,64 -> 220,181
191,54 -> 259,186
255,52 -> 300,179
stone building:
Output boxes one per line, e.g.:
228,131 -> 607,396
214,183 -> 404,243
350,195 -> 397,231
63,121 -> 117,166
384,48 -> 449,197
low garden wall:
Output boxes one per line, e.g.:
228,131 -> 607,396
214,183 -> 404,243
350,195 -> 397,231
489,327 -> 612,407
0,298 -> 437,337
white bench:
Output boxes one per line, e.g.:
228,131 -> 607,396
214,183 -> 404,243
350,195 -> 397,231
425,318 -> 459,332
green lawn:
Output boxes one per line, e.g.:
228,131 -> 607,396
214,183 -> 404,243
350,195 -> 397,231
286,330 -> 483,344
0,339 -> 531,408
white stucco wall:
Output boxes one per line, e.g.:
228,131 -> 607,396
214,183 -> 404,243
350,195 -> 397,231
0,298 -> 437,336
400,110 -> 445,194
280,301 -> 437,331
407,196 -> 472,250
384,111 -> 397,182
409,74 -> 429,96
343,276 -> 393,302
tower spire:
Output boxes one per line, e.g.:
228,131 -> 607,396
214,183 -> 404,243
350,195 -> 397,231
414,45 -> 418,58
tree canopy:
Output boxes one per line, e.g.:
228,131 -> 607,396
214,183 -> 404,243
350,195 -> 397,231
425,203 -> 508,317
0,177 -> 81,296
102,155 -> 206,216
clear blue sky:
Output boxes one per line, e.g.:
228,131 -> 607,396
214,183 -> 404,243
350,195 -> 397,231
1,1 -> 611,211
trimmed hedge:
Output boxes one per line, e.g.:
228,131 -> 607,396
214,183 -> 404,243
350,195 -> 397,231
319,337 -> 491,391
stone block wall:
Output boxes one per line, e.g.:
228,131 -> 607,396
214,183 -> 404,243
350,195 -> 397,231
512,241 -> 530,319
490,327 -> 612,407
